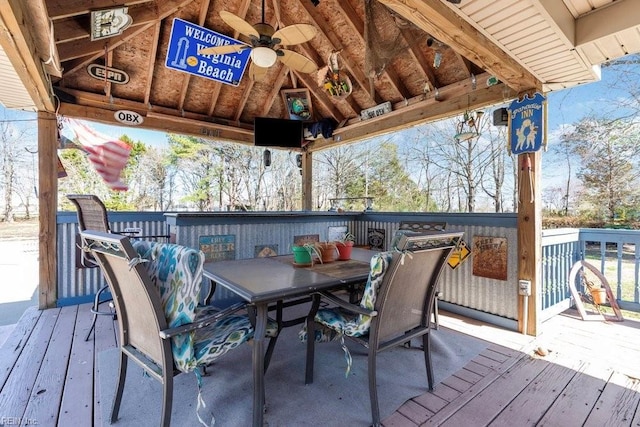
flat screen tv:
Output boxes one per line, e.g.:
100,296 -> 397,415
254,117 -> 303,149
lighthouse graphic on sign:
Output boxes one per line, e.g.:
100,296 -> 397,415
507,92 -> 546,155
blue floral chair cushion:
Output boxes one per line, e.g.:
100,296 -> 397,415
133,241 -> 276,373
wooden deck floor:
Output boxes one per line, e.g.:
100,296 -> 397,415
1,303 -> 639,426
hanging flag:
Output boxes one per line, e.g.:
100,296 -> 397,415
66,119 -> 131,191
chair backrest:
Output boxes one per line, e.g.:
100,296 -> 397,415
132,240 -> 205,373
80,230 -> 172,371
371,231 -> 463,349
398,221 -> 447,232
67,194 -> 111,232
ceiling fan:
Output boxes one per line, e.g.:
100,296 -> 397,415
198,0 -> 318,80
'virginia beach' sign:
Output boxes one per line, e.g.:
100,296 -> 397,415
165,18 -> 250,86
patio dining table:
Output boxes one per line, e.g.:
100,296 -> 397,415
202,248 -> 376,426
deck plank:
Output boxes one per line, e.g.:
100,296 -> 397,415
488,356 -> 585,426
92,306 -> 118,427
58,303 -> 95,426
0,308 -> 59,421
0,307 -> 41,390
537,362 -> 612,426
21,305 -> 77,426
428,354 -> 549,426
583,371 -> 640,427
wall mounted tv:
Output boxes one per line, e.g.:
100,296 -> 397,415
254,117 -> 303,149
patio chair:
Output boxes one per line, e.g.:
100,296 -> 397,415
396,222 -> 448,329
302,231 -> 463,427
80,230 -> 278,427
67,194 -> 169,340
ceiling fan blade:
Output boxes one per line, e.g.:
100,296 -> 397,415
220,10 -> 259,38
278,49 -> 318,73
248,62 -> 268,82
198,43 -> 248,55
272,24 -> 317,46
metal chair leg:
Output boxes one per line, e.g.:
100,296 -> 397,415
85,284 -> 116,341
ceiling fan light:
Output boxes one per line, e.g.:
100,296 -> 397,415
251,47 -> 277,68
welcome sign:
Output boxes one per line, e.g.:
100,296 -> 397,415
165,18 -> 250,86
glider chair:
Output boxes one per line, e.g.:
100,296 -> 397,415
303,231 -> 463,427
80,231 -> 278,427
67,194 -> 169,340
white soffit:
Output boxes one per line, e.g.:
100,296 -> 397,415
448,0 -> 640,92
0,43 -> 37,111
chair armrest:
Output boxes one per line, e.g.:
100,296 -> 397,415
159,301 -> 247,339
316,291 -> 377,317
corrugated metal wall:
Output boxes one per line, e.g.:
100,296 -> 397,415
57,211 -> 519,321
57,212 -> 169,301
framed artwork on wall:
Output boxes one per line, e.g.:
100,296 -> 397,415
281,89 -> 313,121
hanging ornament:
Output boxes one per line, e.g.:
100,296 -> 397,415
317,52 -> 352,99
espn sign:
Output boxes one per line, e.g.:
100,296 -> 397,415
87,64 -> 130,84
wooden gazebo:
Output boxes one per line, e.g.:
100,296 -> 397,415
1,0 -> 639,335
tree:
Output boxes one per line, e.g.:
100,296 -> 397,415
0,117 -> 35,221
562,118 -> 640,221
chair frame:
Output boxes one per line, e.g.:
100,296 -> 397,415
80,230 -> 252,427
305,231 -> 463,426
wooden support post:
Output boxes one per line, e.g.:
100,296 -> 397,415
517,150 -> 542,335
38,111 -> 58,308
301,151 -> 313,211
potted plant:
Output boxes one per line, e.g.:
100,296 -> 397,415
582,270 -> 607,306
292,243 -> 323,266
334,232 -> 355,261
315,241 -> 338,263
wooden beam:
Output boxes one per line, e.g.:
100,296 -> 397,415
38,111 -> 58,308
47,0 -> 152,20
574,0 -> 640,47
299,0 -> 381,104
311,80 -> 509,151
259,67 -> 289,117
143,22 -> 161,105
59,0 -> 194,75
53,4 -> 162,43
57,24 -> 153,62
57,101 -> 255,145
379,0 -> 540,93
336,0 -> 411,100
292,71 -> 345,123
0,0 -> 55,111
517,150 -> 542,336
301,151 -> 313,211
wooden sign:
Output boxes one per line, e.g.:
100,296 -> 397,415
508,92 -> 546,154
87,64 -> 130,84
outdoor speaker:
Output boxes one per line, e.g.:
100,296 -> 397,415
493,108 -> 508,126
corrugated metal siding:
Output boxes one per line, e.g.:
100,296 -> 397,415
57,216 -> 170,300
355,220 -> 518,320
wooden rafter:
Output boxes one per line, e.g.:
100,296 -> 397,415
53,4 -> 161,43
258,67 -> 289,117
177,0 -> 211,112
293,71 -> 345,123
298,0 -> 381,105
379,0 -> 540,93
59,0 -> 193,75
143,22 -> 161,105
336,0 -> 411,100
47,0 -> 152,20
206,0 -> 252,117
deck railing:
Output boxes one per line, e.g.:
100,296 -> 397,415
541,228 -> 640,318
